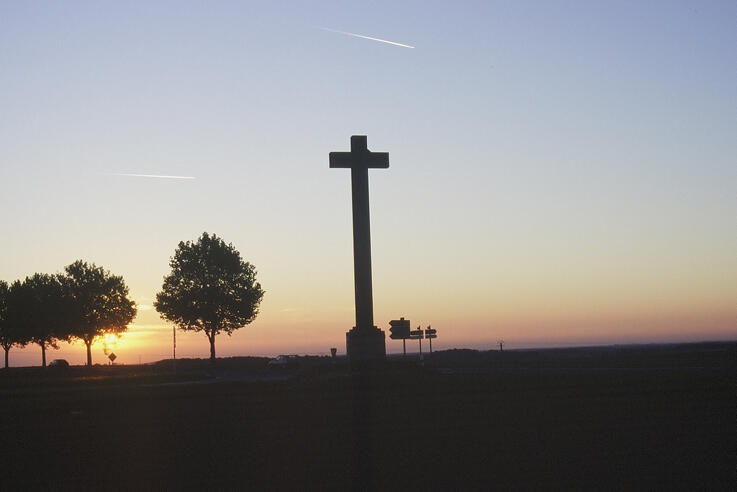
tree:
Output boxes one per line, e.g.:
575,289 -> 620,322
155,232 -> 264,362
64,260 -> 137,367
7,274 -> 69,367
0,280 -> 29,369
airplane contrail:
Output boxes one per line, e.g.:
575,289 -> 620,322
320,27 -> 415,49
104,173 -> 195,180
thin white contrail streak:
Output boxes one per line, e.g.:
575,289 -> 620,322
320,27 -> 415,49
103,173 -> 195,180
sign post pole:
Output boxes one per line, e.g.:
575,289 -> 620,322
424,326 -> 437,354
418,326 -> 423,357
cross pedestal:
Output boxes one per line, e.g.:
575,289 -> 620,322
330,135 -> 388,362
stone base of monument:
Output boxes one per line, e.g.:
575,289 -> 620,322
346,327 -> 386,363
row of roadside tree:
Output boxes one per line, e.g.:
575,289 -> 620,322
0,260 -> 136,368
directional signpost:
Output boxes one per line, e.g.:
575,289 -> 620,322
389,319 -> 438,357
409,326 -> 424,356
424,325 -> 437,353
389,317 -> 411,355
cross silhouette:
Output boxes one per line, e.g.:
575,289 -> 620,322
330,136 -> 388,343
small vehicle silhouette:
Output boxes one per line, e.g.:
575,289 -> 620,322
267,355 -> 299,369
48,359 -> 70,368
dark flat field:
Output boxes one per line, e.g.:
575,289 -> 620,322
1,342 -> 734,491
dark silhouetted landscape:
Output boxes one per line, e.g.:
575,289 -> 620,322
1,341 -> 733,490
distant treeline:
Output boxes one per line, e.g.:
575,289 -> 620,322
0,260 -> 136,368
1,231 -> 264,370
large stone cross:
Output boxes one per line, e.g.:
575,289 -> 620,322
330,135 -> 388,361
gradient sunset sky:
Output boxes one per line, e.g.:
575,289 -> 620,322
1,1 -> 735,366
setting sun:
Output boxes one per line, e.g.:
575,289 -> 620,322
102,333 -> 119,351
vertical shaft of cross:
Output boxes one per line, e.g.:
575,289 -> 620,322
350,137 -> 374,332
330,135 -> 388,361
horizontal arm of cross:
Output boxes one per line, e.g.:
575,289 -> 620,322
329,152 -> 389,169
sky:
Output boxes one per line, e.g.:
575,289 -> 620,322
1,1 -> 735,366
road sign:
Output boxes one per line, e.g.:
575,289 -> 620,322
425,329 -> 437,336
409,329 -> 423,339
108,352 -> 117,362
389,318 -> 411,339
425,334 -> 437,339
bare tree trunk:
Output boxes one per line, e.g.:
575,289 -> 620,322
85,340 -> 92,366
4,346 -> 8,369
41,342 -> 46,368
209,333 -> 216,363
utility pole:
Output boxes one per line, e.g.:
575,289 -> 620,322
173,326 -> 177,374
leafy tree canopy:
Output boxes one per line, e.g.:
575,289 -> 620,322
0,280 -> 28,367
155,232 -> 264,360
8,274 -> 69,348
6,274 -> 70,367
64,260 -> 137,366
